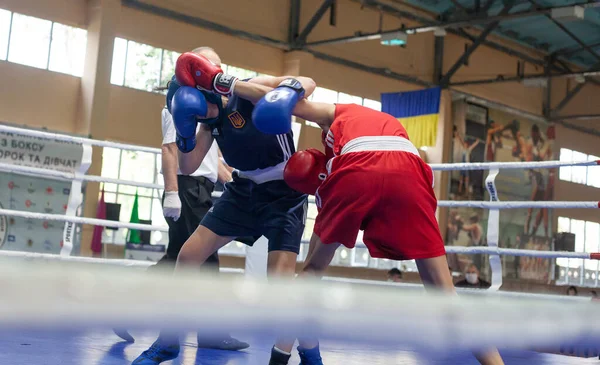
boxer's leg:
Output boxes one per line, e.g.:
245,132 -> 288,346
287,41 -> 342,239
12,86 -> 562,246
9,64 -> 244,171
175,225 -> 233,270
271,234 -> 339,363
416,256 -> 504,365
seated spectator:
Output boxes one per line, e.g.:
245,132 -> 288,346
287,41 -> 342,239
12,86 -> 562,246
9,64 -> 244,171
454,264 -> 491,289
387,268 -> 403,282
566,286 -> 578,296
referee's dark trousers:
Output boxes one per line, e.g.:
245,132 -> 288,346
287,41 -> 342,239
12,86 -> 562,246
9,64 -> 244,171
153,175 -> 219,271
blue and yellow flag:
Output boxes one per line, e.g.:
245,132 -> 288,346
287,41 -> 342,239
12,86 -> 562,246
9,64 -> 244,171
381,87 -> 441,148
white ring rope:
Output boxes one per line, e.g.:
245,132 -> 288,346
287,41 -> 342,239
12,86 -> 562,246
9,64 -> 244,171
429,159 -> 598,171
0,208 -> 169,232
1,207 -> 599,260
0,161 -> 164,190
0,250 -> 590,303
0,124 -> 161,154
1,260 -> 599,351
1,124 -> 597,171
445,245 -> 599,259
2,161 -> 596,209
437,200 -> 599,209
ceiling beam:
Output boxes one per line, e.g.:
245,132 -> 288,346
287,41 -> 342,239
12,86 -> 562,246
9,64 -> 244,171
121,0 -> 289,50
308,1 -> 588,47
551,83 -> 586,115
439,3 -> 514,86
121,0 -> 431,88
305,49 -> 433,87
552,41 -> 600,57
294,0 -> 334,47
288,0 -> 301,44
550,114 -> 600,122
449,66 -> 600,86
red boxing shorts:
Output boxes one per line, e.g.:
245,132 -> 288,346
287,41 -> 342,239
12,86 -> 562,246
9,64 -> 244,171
314,146 -> 445,261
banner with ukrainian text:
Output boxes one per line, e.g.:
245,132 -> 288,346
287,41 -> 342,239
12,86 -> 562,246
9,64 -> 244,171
381,87 -> 440,148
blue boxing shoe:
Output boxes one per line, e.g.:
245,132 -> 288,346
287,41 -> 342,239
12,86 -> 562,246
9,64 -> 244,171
131,338 -> 180,365
298,345 -> 323,365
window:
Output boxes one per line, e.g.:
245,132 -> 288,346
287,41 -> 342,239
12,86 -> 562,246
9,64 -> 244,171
559,148 -> 572,182
226,65 -> 257,80
588,155 -> 600,188
363,98 -> 382,111
109,39 -> 264,94
559,148 -> 599,187
124,41 -> 162,91
159,50 -> 180,87
306,87 -> 379,127
307,87 -> 339,128
337,92 -> 362,105
8,13 -> 52,69
571,151 -> 588,184
110,38 -> 127,85
48,23 -> 87,77
0,9 -> 86,76
0,9 -> 11,60
557,216 -> 600,287
100,147 -> 166,246
310,87 -> 338,104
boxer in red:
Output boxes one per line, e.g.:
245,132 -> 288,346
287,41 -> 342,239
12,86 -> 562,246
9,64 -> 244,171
280,101 -> 505,365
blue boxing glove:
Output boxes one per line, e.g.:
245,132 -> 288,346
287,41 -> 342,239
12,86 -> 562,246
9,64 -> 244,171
171,86 -> 208,153
166,75 -> 180,113
252,78 -> 305,135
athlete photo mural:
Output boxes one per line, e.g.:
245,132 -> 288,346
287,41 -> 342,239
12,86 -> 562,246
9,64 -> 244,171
447,101 -> 556,282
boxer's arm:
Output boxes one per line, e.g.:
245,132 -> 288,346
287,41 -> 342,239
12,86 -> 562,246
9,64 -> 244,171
217,158 -> 233,183
233,82 -> 335,126
292,99 -> 336,128
178,124 -> 214,175
249,76 -> 316,97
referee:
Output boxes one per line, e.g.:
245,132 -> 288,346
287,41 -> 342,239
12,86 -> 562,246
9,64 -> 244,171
113,106 -> 248,351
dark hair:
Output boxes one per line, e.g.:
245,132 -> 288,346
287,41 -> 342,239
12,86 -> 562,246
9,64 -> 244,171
567,286 -> 578,295
388,268 -> 402,277
591,290 -> 597,297
531,124 -> 540,133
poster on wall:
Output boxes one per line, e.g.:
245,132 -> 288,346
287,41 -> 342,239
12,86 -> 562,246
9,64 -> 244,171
0,130 -> 84,254
447,101 -> 556,282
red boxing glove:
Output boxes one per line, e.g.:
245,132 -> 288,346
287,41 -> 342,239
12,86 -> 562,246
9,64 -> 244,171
175,52 -> 238,96
284,149 -> 328,195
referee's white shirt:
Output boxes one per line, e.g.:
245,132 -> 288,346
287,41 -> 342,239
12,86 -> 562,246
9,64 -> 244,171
161,108 -> 219,183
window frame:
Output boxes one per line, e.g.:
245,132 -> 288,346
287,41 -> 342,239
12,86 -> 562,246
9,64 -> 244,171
3,10 -> 86,76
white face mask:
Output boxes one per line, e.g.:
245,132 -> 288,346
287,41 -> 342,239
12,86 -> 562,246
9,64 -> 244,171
465,273 -> 478,284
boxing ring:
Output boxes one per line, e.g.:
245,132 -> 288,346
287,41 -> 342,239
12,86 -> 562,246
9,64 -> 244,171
0,124 -> 599,365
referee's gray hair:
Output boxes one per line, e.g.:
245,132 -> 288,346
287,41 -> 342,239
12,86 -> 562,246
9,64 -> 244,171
191,46 -> 221,66
192,46 -> 216,54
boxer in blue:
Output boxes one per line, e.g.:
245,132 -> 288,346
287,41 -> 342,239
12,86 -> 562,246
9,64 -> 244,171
132,47 -> 322,365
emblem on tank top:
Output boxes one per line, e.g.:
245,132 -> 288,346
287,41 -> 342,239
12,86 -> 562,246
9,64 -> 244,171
228,111 -> 246,129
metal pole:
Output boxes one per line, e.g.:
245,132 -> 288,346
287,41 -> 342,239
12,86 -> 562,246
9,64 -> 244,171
295,0 -> 334,46
433,36 -> 444,84
448,67 -> 600,86
288,0 -> 301,45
